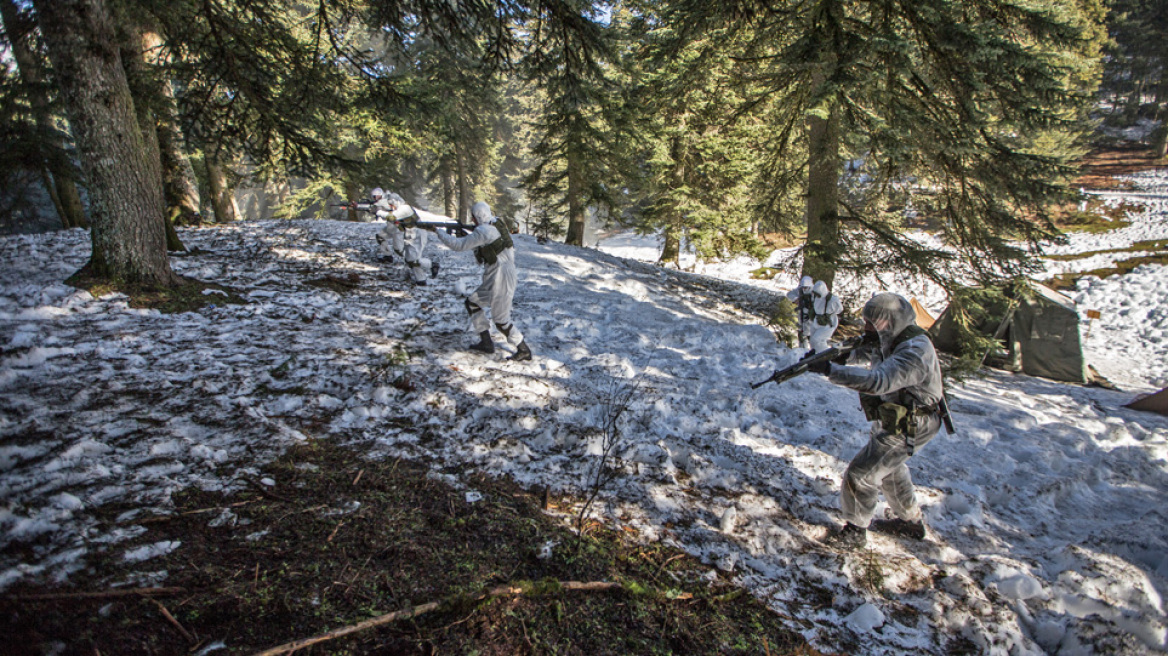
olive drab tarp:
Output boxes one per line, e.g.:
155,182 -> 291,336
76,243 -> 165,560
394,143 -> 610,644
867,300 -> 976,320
930,282 -> 1090,384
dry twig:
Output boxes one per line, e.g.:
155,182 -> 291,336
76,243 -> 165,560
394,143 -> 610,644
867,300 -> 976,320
147,597 -> 196,644
252,581 -> 622,656
6,587 -> 186,602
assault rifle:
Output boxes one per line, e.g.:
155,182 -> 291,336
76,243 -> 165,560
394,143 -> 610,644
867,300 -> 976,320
397,213 -> 475,237
752,334 -> 957,435
751,335 -> 864,389
331,199 -> 375,213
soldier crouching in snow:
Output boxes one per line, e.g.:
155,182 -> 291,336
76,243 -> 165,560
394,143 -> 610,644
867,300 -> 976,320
806,292 -> 945,549
423,201 -> 532,361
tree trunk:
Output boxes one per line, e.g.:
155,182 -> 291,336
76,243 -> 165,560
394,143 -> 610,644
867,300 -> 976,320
455,146 -> 471,223
1,0 -> 89,230
1154,80 -> 1168,159
440,156 -> 456,218
206,155 -> 238,223
803,103 -> 841,287
344,179 -> 361,221
39,167 -> 67,227
565,154 -> 585,246
659,229 -> 680,267
658,133 -> 685,266
32,0 -> 176,285
120,22 -> 185,252
140,31 -> 201,225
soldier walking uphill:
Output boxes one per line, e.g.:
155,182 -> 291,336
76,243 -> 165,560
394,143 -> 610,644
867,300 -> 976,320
806,293 -> 946,548
786,276 -> 816,349
809,280 -> 843,353
425,201 -> 532,361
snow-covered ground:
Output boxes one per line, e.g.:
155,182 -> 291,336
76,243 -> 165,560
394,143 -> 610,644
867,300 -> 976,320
2,169 -> 1167,655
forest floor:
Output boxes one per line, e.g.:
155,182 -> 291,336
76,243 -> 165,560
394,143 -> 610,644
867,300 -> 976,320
2,438 -> 820,655
1074,144 -> 1168,189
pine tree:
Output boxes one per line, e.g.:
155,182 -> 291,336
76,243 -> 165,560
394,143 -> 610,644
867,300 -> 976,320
521,1 -> 618,246
0,0 -> 88,230
618,6 -> 768,268
32,0 -> 178,285
1105,0 -> 1168,155
667,0 -> 1106,288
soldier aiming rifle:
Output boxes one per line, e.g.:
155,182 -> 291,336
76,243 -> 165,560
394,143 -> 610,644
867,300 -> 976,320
755,293 -> 954,549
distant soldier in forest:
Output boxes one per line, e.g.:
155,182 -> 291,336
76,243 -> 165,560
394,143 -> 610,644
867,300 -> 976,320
809,280 -> 843,353
786,275 -> 816,350
370,188 -> 401,261
806,292 -> 946,549
424,201 -> 532,361
374,190 -> 440,286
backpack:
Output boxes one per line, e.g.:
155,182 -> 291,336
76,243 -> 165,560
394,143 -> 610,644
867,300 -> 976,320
474,217 -> 514,265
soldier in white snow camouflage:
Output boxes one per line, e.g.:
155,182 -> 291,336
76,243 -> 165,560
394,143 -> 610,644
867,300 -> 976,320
808,292 -> 946,548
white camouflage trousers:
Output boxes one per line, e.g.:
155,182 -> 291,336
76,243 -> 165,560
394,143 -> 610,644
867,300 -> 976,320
841,413 -> 941,527
401,229 -> 431,284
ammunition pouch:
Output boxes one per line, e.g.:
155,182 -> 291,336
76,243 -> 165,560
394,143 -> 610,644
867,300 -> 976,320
878,403 -> 910,436
876,401 -> 940,441
860,394 -> 882,421
473,219 -> 514,266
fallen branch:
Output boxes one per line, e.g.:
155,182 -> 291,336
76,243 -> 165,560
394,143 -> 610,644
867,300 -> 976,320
6,587 -> 187,602
132,500 -> 255,525
252,581 -> 622,656
147,597 -> 196,644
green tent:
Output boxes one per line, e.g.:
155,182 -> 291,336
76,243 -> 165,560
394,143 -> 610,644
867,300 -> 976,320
931,282 -> 1089,384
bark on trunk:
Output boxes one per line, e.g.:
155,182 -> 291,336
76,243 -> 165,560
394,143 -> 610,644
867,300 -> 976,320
659,229 -> 680,267
455,147 -> 471,223
206,155 -> 238,223
440,156 -> 456,219
803,104 -> 841,288
344,179 -> 361,221
1,0 -> 89,230
120,23 -> 185,252
565,155 -> 585,246
140,31 -> 201,225
32,0 -> 176,285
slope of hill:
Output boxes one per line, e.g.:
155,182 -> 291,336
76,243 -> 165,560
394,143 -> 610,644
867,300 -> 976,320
1,204 -> 1166,653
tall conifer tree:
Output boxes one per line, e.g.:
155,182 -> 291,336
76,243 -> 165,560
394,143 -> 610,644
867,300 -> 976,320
667,0 -> 1105,287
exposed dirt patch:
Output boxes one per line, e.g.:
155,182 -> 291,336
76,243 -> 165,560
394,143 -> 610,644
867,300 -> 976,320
1073,145 -> 1168,190
66,266 -> 245,313
1046,253 -> 1168,291
305,272 -> 364,293
0,440 -> 820,655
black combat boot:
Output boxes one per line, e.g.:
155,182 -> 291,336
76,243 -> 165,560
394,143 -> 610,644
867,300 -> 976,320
870,517 -> 926,540
824,522 -> 867,549
509,340 -> 532,362
469,331 -> 494,354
